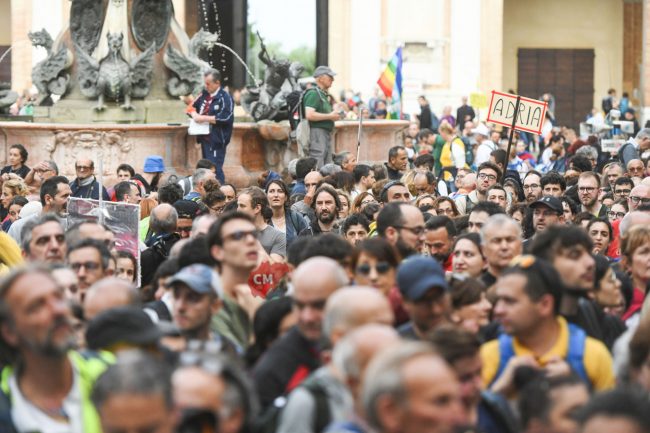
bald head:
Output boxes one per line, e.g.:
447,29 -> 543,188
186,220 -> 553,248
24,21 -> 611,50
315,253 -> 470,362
620,211 -> 650,236
628,184 -> 650,211
462,173 -> 477,191
292,257 -> 348,341
331,324 -> 400,397
83,277 -> 140,321
150,203 -> 178,234
323,287 -> 395,344
304,171 -> 323,188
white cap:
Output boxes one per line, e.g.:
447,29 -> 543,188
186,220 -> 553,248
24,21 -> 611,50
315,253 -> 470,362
471,123 -> 490,137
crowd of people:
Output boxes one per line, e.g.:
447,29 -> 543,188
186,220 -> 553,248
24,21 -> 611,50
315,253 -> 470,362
1,81 -> 650,433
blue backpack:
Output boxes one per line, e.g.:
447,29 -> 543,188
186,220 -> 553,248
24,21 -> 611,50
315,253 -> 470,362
493,323 -> 589,386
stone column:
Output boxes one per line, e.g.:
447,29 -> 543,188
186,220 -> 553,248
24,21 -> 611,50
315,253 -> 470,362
10,0 -> 32,94
479,0 -> 503,95
642,0 -> 650,125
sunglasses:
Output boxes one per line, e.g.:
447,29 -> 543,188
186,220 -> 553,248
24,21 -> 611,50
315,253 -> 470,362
223,229 -> 259,242
356,262 -> 392,276
70,261 -> 101,271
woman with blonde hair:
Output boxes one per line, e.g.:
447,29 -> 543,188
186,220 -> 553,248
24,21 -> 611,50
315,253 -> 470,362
1,178 -> 29,222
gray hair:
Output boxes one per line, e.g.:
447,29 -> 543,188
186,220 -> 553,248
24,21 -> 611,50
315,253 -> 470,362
319,163 -> 342,177
575,145 -> 598,161
21,213 -> 63,253
150,204 -> 178,234
361,342 -> 437,431
45,160 -> 59,175
204,68 -> 222,83
635,128 -> 650,140
480,214 -> 521,244
333,151 -> 351,167
92,350 -> 172,411
192,168 -> 213,186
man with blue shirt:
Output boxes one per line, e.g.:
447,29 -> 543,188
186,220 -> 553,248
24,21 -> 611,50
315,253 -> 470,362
190,69 -> 234,184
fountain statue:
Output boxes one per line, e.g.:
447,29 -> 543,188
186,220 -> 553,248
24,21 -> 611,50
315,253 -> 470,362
241,33 -> 305,122
76,32 -> 155,111
28,29 -> 73,106
0,0 -> 408,188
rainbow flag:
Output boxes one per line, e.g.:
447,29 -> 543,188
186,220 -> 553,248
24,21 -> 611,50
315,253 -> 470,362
377,47 -> 403,119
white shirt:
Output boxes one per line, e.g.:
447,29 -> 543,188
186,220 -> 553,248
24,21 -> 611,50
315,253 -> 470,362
9,367 -> 83,433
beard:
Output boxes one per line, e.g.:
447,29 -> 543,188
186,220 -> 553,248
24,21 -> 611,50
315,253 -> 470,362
317,209 -> 336,225
432,251 -> 450,264
581,195 -> 597,208
19,316 -> 76,358
395,237 -> 418,259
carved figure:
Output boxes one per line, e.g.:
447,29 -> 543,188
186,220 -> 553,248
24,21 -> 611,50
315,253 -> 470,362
163,29 -> 219,97
0,83 -> 18,114
70,0 -> 104,54
241,33 -> 305,122
28,29 -> 73,106
76,32 -> 155,111
131,0 -> 173,51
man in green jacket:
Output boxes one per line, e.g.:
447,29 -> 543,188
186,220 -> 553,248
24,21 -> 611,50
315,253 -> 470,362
0,265 -> 111,433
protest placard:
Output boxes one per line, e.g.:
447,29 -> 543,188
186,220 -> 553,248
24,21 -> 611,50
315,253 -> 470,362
601,139 -> 626,153
67,197 -> 141,286
470,93 -> 488,109
486,91 -> 547,135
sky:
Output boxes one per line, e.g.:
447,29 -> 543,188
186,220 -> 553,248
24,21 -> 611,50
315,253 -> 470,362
247,0 -> 316,52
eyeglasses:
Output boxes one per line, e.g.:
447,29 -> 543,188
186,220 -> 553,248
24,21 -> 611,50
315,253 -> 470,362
629,196 -> 650,205
210,205 -> 225,213
478,173 -> 497,181
614,189 -> 631,195
178,226 -> 193,233
578,187 -> 597,193
223,229 -> 259,242
70,261 -> 101,271
523,184 -> 540,191
394,225 -> 425,236
356,262 -> 392,276
75,165 -> 92,171
608,211 -> 626,219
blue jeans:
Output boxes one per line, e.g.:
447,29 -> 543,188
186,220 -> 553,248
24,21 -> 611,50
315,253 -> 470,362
201,140 -> 227,184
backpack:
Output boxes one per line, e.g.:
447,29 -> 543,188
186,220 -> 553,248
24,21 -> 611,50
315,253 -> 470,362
460,136 -> 474,167
253,378 -> 331,433
290,88 -> 320,158
617,141 -> 634,165
492,322 -> 589,387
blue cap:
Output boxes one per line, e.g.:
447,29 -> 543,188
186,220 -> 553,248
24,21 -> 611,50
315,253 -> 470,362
167,264 -> 222,296
397,256 -> 449,301
143,155 -> 165,173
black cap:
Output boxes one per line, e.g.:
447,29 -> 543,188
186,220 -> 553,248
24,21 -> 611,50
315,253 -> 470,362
529,196 -> 563,214
85,306 -> 162,351
173,199 -> 203,219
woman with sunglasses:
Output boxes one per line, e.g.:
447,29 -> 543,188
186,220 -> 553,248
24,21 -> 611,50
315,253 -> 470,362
351,191 -> 377,213
265,179 -> 310,248
352,238 -> 409,325
433,196 -> 460,218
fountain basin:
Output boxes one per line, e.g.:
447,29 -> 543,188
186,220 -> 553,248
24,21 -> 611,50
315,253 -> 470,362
0,120 -> 408,187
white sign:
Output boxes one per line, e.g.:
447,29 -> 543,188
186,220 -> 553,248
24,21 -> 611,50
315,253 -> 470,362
486,91 -> 548,135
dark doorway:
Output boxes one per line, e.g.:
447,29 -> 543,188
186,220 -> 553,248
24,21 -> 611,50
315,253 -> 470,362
517,48 -> 594,130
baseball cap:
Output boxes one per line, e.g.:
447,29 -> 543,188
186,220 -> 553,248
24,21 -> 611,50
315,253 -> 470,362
529,196 -> 563,214
471,123 -> 490,137
397,256 -> 449,301
143,155 -> 165,173
85,306 -> 163,350
173,199 -> 203,219
167,264 -> 222,297
313,65 -> 336,78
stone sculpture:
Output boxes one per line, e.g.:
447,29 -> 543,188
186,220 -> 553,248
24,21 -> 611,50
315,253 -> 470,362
241,33 -> 304,122
131,0 -> 173,51
76,32 -> 156,111
0,83 -> 18,114
28,29 -> 73,106
69,0 -> 104,55
163,29 -> 219,97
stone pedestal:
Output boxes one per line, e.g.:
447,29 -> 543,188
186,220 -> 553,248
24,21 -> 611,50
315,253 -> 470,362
0,119 -> 409,188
